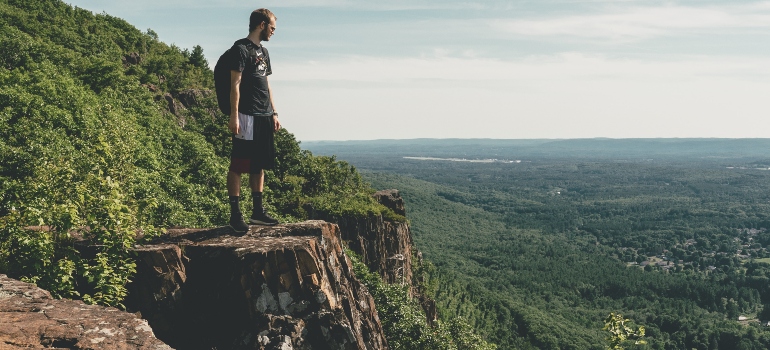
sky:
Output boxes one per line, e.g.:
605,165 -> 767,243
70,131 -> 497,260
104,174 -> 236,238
65,0 -> 770,141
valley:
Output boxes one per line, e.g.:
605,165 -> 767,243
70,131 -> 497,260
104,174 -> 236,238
307,139 -> 770,349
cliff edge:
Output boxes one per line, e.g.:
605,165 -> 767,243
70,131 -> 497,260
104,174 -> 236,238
1,191 -> 433,349
308,189 -> 438,324
125,221 -> 387,350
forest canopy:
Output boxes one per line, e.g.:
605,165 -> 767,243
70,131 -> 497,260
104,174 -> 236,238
308,139 -> 770,350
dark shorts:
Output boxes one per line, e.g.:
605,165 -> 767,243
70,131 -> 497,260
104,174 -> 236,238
230,114 -> 276,174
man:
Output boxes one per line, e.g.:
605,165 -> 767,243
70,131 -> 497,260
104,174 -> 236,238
226,8 -> 280,232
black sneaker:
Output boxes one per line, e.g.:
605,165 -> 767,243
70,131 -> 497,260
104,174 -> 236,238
249,209 -> 279,226
229,215 -> 250,233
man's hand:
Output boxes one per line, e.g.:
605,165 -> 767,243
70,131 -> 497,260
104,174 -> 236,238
273,115 -> 281,131
229,113 -> 240,134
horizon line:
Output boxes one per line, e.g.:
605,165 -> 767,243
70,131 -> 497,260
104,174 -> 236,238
301,137 -> 770,142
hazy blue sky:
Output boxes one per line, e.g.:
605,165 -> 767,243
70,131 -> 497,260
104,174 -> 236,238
66,0 -> 770,141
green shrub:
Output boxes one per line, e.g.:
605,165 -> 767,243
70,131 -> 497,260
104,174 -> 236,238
348,250 -> 496,350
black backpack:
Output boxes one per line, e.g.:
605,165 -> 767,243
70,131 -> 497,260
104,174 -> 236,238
214,40 -> 258,116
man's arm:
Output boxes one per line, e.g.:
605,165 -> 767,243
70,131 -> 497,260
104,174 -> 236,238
229,70 -> 242,134
268,78 -> 281,131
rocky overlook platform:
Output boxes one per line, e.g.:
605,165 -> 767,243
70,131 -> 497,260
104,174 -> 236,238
0,190 -> 425,350
125,221 -> 387,350
1,221 -> 388,350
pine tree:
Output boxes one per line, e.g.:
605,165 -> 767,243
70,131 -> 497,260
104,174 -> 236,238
189,45 -> 208,68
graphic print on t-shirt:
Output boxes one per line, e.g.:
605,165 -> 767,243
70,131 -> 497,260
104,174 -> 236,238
255,50 -> 268,77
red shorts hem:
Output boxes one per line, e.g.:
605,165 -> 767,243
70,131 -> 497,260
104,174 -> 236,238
229,158 -> 250,174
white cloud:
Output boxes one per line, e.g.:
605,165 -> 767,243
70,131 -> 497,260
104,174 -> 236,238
493,3 -> 770,41
276,53 -> 770,83
271,53 -> 770,140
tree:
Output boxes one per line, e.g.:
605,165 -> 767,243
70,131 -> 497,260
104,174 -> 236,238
603,313 -> 647,350
758,304 -> 770,322
188,45 -> 208,68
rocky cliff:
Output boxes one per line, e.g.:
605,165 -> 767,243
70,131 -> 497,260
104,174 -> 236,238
1,191 -> 433,349
307,190 -> 412,288
0,274 -> 170,350
125,221 -> 387,350
308,189 -> 437,324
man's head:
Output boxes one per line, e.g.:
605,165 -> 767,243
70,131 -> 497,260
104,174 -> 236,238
249,8 -> 276,42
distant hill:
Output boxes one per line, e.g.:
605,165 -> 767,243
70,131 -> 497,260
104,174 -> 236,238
305,138 -> 770,161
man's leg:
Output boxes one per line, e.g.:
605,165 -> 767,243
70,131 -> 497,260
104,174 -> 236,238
228,170 -> 243,196
227,170 -> 249,232
249,169 -> 264,193
249,170 -> 265,216
248,169 -> 278,225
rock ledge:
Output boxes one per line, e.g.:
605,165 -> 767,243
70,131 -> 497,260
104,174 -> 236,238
0,274 -> 170,350
126,220 -> 387,350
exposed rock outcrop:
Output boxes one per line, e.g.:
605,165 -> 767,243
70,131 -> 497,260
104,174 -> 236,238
152,89 -> 215,126
175,89 -> 212,109
122,52 -> 142,66
308,190 -> 413,287
125,221 -> 387,350
307,189 -> 438,324
2,191 -> 432,348
372,190 -> 405,217
142,83 -> 159,93
160,93 -> 184,121
0,274 -> 170,350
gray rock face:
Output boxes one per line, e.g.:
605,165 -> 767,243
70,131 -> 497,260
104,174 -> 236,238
373,189 -> 406,217
160,93 -> 185,122
308,190 -> 414,287
126,221 -> 387,350
0,274 -> 171,350
308,190 -> 439,325
122,52 -> 142,66
175,89 -> 212,109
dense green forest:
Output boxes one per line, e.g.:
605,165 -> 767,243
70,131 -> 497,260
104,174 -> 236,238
0,2 -> 495,349
307,140 -> 770,349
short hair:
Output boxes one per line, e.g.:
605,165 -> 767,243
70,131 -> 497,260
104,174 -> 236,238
249,9 -> 276,33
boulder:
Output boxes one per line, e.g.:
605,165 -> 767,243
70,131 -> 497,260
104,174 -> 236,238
0,274 -> 170,350
161,93 -> 184,119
